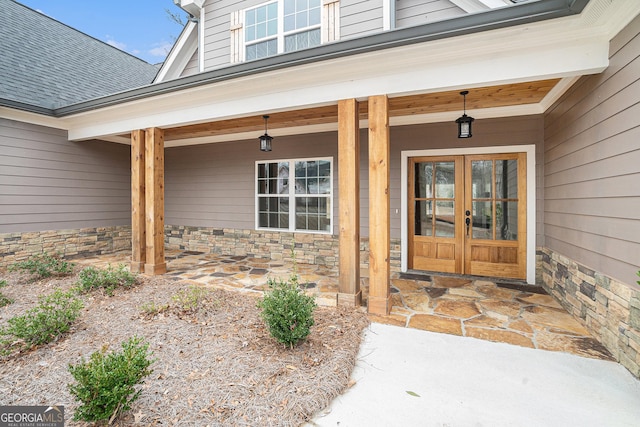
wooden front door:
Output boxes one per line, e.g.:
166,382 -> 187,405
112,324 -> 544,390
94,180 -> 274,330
409,153 -> 526,280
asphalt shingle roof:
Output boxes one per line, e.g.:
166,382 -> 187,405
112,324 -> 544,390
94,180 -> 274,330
0,0 -> 160,111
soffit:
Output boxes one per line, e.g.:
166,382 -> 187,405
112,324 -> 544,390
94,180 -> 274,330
159,78 -> 559,141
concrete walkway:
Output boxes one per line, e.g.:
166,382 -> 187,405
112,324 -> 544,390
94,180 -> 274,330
309,323 -> 640,427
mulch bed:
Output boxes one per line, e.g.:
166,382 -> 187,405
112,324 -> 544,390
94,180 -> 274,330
0,267 -> 369,426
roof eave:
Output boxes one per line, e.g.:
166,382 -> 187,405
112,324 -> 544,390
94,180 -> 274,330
53,0 -> 589,117
0,98 -> 55,116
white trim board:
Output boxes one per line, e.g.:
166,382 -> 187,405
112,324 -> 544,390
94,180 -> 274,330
400,144 -> 536,285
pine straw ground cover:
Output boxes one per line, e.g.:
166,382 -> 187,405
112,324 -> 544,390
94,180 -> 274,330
0,267 -> 369,426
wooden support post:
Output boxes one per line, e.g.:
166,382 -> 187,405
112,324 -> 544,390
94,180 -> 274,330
337,99 -> 361,306
144,127 -> 167,275
367,95 -> 391,315
131,130 -> 146,273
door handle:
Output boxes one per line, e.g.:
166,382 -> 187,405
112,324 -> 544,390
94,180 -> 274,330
465,210 -> 471,237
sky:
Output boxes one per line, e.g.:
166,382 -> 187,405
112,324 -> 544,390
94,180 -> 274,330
17,0 -> 188,64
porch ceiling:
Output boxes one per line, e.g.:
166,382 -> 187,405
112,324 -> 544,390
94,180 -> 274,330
156,78 -> 560,142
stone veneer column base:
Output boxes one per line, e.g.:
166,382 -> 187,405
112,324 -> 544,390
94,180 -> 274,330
537,247 -> 640,378
0,226 -> 132,269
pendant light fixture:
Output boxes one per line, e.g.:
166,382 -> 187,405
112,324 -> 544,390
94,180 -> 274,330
259,115 -> 273,152
455,90 -> 474,138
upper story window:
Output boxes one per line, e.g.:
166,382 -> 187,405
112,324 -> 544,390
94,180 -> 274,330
245,2 -> 278,61
243,0 -> 322,61
283,0 -> 321,52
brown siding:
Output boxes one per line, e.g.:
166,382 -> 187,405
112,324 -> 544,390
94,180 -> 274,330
543,14 -> 640,287
165,132 -> 339,232
0,118 -> 130,233
165,116 -> 543,242
387,116 -> 544,242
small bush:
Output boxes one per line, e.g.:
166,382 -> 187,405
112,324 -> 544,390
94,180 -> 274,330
139,301 -> 169,317
8,252 -> 74,280
637,271 -> 640,286
0,280 -> 12,307
171,285 -> 213,313
68,336 -> 155,423
76,264 -> 138,296
258,275 -> 316,348
0,289 -> 83,354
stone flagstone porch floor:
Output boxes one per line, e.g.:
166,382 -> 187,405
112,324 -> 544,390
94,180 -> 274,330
75,249 -> 614,361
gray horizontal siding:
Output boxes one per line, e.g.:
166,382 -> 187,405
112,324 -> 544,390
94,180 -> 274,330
203,0 -> 237,71
543,14 -> 640,286
181,49 -> 200,78
0,118 -> 130,233
395,0 -> 464,29
341,0 -> 384,39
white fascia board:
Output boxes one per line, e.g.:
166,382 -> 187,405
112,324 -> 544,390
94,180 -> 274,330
66,33 -> 608,141
154,21 -> 198,83
65,13 -> 611,141
0,107 -> 69,130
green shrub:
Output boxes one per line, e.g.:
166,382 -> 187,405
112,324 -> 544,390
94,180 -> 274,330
139,301 -> 170,316
76,264 -> 138,296
68,336 -> 155,423
637,271 -> 640,286
0,289 -> 83,354
258,275 -> 316,348
8,252 -> 74,280
0,280 -> 11,307
171,285 -> 213,313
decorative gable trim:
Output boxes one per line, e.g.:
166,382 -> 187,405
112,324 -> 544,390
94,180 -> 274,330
322,0 -> 340,43
154,21 -> 199,83
230,11 -> 244,63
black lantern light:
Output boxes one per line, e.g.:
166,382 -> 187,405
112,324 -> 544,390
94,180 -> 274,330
455,90 -> 474,138
259,115 -> 273,152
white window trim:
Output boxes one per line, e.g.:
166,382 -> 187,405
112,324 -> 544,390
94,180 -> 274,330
400,145 -> 536,285
244,1 -> 278,54
243,0 -> 322,60
255,157 -> 333,234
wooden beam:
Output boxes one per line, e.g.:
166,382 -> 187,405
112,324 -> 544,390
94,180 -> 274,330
131,130 -> 146,272
164,105 -> 340,140
144,127 -> 167,275
160,79 -> 559,141
367,95 -> 391,315
337,99 -> 361,307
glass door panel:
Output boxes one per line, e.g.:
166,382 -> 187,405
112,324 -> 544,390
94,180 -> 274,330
465,153 -> 526,280
413,161 -> 455,237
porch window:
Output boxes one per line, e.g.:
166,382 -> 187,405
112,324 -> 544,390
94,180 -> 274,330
256,158 -> 332,233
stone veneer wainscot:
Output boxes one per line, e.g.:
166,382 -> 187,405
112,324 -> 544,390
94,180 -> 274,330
538,247 -> 640,378
0,226 -> 132,268
164,225 -> 401,275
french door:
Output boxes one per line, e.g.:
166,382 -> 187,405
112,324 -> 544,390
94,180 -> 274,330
408,153 -> 527,279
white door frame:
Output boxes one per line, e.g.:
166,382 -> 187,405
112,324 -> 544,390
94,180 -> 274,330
400,144 -> 536,284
